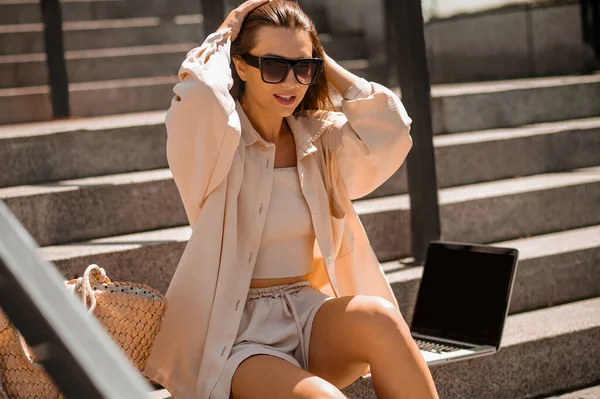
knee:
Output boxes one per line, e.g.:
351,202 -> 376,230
302,377 -> 347,399
351,296 -> 411,343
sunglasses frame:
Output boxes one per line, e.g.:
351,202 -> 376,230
241,54 -> 324,85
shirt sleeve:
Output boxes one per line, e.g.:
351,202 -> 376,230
325,78 -> 413,200
165,27 -> 241,225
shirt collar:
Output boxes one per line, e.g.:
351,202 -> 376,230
235,100 -> 334,159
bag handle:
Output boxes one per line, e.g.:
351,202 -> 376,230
13,264 -> 110,366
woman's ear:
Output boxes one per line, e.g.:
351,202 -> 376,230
232,56 -> 248,82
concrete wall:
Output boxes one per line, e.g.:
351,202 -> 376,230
298,0 -> 593,84
426,3 -> 593,83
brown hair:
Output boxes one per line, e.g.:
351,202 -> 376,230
230,0 -> 335,112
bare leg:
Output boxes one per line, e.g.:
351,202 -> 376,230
231,354 -> 348,399
308,295 -> 439,399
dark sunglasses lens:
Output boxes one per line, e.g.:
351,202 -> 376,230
261,59 -> 289,83
294,61 -> 320,85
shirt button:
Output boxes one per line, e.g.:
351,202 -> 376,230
258,203 -> 264,214
266,159 -> 270,169
248,252 -> 254,263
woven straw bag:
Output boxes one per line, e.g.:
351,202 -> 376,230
0,264 -> 167,399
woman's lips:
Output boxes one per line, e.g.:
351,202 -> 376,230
274,94 -> 297,106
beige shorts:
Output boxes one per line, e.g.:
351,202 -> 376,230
211,281 -> 334,399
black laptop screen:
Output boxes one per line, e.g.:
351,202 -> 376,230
411,243 -> 517,348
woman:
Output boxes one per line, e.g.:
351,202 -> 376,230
145,1 -> 439,398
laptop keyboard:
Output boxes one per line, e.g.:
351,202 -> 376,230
414,338 -> 467,354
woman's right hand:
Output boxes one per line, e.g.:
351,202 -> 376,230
218,0 -> 271,41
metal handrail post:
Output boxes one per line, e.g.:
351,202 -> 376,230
385,0 -> 441,264
201,0 -> 227,36
39,0 -> 70,119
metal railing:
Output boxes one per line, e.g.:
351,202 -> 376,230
383,0 -> 441,263
40,0 -> 70,119
0,201 -> 153,398
581,0 -> 600,60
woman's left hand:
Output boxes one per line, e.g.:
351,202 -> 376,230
322,53 -> 360,97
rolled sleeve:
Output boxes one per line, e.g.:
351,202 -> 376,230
326,79 -> 413,200
165,27 -> 241,227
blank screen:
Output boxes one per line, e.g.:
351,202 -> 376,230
411,243 -> 517,347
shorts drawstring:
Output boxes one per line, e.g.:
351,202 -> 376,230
247,281 -> 311,369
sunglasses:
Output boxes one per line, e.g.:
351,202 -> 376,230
241,54 -> 324,85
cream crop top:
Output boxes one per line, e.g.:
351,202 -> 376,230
252,167 -> 315,279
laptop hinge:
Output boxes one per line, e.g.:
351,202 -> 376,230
411,332 -> 481,349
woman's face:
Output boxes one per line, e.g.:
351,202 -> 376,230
234,26 -> 313,118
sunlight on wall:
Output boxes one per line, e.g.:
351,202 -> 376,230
423,0 -> 532,20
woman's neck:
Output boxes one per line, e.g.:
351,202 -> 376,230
240,95 -> 287,145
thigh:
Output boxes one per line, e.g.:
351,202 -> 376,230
231,354 -> 346,399
308,295 -> 405,389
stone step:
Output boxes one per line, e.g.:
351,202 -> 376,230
2,108 -> 599,196
372,116 -> 600,199
341,297 -> 600,399
0,17 -> 204,56
0,76 -> 177,125
0,48 -> 374,89
4,162 -> 598,252
0,168 -> 186,247
0,0 -> 201,25
357,166 -> 600,261
430,73 -> 600,134
0,110 -> 168,188
383,225 -> 600,325
541,385 -> 600,399
2,71 -> 598,129
0,43 -> 193,88
40,217 -> 600,319
0,17 -> 365,59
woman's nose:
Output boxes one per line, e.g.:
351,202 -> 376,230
281,68 -> 300,88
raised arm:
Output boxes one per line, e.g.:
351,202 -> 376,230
322,55 -> 413,200
166,0 -> 270,227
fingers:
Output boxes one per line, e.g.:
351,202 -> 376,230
236,0 -> 271,16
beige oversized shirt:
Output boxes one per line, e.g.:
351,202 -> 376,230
144,27 -> 413,399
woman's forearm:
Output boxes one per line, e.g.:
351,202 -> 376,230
323,53 -> 361,97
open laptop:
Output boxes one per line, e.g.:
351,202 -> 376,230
410,241 -> 519,365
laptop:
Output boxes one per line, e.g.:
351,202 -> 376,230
410,241 -> 519,365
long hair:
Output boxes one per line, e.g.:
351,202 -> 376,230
230,0 -> 335,112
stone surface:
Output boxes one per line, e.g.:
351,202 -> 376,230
542,385 -> 600,398
0,0 -> 201,25
342,298 -> 600,399
0,169 -> 188,247
531,4 -> 589,76
0,43 -> 192,89
369,117 -> 600,199
0,111 -> 168,188
0,19 -> 202,56
357,166 -> 600,260
431,75 -> 600,133
0,76 -> 176,125
426,9 -> 531,84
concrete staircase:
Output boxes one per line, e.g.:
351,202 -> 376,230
1,1 -> 599,398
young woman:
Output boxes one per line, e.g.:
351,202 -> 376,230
145,1 -> 439,398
